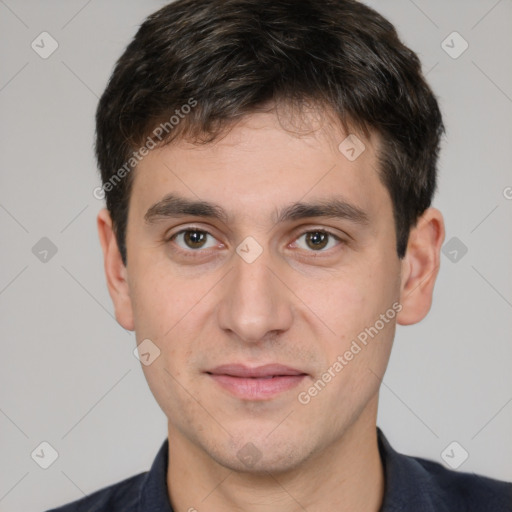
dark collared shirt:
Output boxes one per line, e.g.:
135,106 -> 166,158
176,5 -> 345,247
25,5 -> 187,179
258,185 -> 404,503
46,429 -> 512,511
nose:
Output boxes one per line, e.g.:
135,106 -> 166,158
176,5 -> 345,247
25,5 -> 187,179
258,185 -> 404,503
216,249 -> 293,344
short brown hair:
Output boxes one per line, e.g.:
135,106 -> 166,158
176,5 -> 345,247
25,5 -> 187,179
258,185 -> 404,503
95,0 -> 444,265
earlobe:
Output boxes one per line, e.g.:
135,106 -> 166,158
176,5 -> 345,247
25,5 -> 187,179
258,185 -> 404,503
97,208 -> 135,331
396,208 -> 445,326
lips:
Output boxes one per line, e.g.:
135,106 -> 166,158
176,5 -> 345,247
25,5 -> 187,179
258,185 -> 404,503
207,363 -> 306,378
206,364 -> 308,400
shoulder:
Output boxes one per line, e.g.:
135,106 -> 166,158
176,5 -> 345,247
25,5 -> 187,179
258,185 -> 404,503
44,438 -> 170,512
413,455 -> 512,510
44,471 -> 147,512
378,429 -> 512,511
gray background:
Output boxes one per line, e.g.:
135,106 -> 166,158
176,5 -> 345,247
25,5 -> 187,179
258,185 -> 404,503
1,1 -> 511,511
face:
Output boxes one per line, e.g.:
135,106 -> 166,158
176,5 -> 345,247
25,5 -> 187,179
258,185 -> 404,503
100,110 -> 434,474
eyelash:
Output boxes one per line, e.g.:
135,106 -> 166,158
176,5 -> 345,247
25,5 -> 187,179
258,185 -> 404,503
165,227 -> 344,258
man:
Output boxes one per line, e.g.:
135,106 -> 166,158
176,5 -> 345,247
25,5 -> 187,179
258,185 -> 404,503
48,0 -> 512,510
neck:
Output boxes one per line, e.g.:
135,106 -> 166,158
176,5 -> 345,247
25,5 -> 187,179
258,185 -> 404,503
167,396 -> 384,512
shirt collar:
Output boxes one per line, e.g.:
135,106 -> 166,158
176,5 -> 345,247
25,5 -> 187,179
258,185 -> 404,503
138,439 -> 173,512
137,429 -> 437,511
377,427 -> 437,512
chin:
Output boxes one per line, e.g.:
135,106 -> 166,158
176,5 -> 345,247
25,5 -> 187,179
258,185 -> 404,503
207,432 -> 315,475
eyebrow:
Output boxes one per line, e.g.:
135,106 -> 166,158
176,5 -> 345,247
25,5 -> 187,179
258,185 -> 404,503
274,199 -> 369,225
144,193 -> 369,226
144,193 -> 228,224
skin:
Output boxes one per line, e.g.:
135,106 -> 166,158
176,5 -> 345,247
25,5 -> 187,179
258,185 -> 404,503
97,109 -> 445,512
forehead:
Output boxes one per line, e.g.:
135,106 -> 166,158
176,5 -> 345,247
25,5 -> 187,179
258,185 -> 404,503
129,111 -> 390,226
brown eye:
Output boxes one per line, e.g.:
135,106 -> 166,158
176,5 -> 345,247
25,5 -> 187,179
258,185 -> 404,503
305,231 -> 329,250
294,231 -> 340,252
172,230 -> 218,250
183,230 -> 207,248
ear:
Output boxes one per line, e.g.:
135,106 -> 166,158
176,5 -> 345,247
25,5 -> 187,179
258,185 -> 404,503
97,208 -> 135,331
397,208 -> 445,326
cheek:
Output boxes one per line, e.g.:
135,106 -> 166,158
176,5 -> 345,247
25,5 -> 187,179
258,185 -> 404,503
129,262 -> 211,340
141,360 -> 202,435
300,264 -> 396,340
129,266 -> 215,386
301,254 -> 400,381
